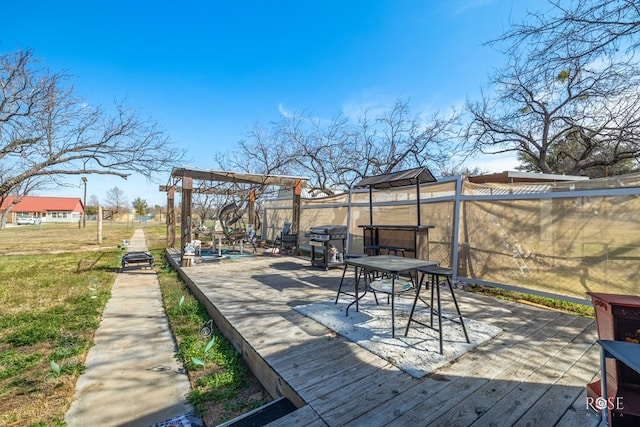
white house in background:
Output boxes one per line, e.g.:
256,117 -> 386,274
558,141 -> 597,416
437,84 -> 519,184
0,196 -> 85,223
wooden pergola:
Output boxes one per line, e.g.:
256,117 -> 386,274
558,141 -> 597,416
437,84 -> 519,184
161,166 -> 308,266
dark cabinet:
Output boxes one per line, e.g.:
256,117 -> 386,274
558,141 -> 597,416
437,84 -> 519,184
587,292 -> 640,424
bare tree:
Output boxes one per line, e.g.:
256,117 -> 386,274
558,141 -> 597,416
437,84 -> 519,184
217,121 -> 295,177
193,193 -> 217,226
231,98 -> 459,195
498,0 -> 640,65
467,56 -> 640,176
89,194 -> 100,207
467,0 -> 640,177
105,186 -> 127,214
277,111 -> 355,195
363,98 -> 460,177
0,49 -> 184,227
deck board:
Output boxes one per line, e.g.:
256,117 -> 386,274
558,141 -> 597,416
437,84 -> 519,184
463,317 -> 596,426
555,376 -> 602,427
379,314 -> 585,426
347,306 -> 570,426
171,255 -> 602,426
514,341 -> 601,427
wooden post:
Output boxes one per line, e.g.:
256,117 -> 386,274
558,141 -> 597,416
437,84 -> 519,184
167,186 -> 176,248
291,179 -> 302,256
369,186 -> 373,225
416,179 -> 421,226
248,189 -> 256,229
180,176 -> 193,267
292,179 -> 302,235
97,206 -> 103,244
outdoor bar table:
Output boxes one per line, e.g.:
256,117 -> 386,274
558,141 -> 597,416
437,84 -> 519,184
344,255 -> 436,338
597,339 -> 640,426
359,224 -> 435,259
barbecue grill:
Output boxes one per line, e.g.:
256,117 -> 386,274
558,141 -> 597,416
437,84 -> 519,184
308,225 -> 348,269
309,225 -> 348,240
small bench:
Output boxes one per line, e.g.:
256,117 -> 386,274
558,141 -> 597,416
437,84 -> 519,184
363,245 -> 383,255
121,251 -> 155,269
364,245 -> 416,257
379,246 -> 408,256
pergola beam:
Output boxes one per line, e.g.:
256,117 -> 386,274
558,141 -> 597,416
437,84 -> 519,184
159,185 -> 254,196
171,167 -> 307,188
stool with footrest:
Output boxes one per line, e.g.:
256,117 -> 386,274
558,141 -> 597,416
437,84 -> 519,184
405,265 -> 469,354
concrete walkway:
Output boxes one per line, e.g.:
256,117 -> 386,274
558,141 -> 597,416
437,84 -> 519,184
65,229 -> 195,426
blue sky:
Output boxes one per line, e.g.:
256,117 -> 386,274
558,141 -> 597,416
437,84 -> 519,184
2,0 -> 540,207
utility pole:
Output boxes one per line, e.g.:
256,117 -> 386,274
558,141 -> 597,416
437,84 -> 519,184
82,177 -> 87,228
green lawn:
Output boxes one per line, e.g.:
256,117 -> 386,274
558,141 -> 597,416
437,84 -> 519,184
0,222 -> 131,426
0,221 -> 267,426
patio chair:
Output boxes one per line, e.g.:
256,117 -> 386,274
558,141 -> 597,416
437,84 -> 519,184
191,239 -> 202,256
274,221 -> 297,255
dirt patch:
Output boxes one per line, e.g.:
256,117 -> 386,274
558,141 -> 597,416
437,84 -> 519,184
199,373 -> 271,426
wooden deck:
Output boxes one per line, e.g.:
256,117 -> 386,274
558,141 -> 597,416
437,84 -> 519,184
170,254 -> 603,427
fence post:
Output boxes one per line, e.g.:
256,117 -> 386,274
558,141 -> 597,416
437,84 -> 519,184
451,175 -> 463,281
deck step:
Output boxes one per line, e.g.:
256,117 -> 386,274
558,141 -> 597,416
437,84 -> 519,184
218,397 -> 297,427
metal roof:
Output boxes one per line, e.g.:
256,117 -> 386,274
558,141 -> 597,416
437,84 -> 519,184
0,196 -> 84,212
354,167 -> 437,189
468,170 -> 588,184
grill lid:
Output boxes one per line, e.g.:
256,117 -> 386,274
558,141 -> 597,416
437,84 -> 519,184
309,225 -> 347,235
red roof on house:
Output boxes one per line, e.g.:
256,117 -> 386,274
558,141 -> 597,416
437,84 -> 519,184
1,196 -> 84,213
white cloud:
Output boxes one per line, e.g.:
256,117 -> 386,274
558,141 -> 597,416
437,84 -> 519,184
277,103 -> 294,118
340,91 -> 401,121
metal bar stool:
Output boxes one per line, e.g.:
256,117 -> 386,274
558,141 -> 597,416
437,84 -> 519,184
404,265 -> 469,354
335,254 -> 378,306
